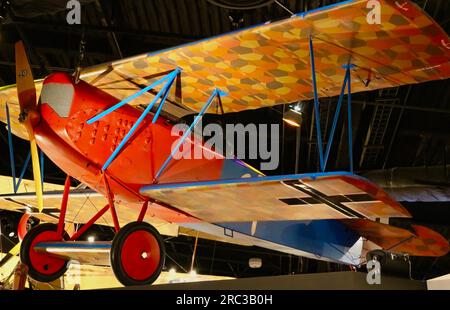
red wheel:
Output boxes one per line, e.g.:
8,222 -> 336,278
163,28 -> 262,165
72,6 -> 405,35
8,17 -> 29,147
20,223 -> 69,283
110,221 -> 165,286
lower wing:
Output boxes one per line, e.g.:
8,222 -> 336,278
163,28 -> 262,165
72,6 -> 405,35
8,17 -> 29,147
140,171 -> 411,222
141,171 -> 449,257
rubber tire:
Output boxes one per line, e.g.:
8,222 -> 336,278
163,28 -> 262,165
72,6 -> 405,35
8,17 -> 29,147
20,223 -> 69,283
110,221 -> 165,286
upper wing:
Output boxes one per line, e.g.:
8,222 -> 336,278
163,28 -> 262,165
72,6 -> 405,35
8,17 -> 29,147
140,171 -> 411,222
77,0 -> 450,112
1,0 -> 449,132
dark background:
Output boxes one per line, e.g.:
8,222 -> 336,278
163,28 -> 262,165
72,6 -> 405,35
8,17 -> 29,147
0,0 -> 449,281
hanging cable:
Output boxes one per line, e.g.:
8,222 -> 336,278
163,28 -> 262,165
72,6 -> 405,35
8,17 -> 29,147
206,0 -> 275,10
274,0 -> 293,15
74,27 -> 86,84
74,4 -> 87,84
190,231 -> 199,272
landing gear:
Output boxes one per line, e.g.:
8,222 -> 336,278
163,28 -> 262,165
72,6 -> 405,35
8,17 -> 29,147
110,221 -> 165,286
20,223 -> 69,283
18,174 -> 164,287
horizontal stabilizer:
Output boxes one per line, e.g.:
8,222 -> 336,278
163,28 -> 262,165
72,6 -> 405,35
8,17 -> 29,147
341,219 -> 449,257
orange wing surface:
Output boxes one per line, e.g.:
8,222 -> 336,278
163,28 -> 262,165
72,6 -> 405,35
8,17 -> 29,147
1,0 -> 449,139
140,172 -> 411,222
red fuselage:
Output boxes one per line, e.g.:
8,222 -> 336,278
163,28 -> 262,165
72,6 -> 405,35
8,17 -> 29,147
34,73 -> 250,223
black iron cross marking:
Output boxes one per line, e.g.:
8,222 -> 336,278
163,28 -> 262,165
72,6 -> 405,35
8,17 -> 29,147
281,180 -> 374,219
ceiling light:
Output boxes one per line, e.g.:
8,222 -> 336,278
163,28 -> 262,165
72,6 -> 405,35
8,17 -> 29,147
290,101 -> 304,112
249,257 -> 262,268
283,117 -> 301,127
283,104 -> 303,127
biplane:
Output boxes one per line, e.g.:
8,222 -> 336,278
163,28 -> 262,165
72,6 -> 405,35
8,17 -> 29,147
0,0 -> 449,287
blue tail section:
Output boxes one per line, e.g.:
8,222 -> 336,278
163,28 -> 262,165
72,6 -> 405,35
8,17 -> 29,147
216,220 -> 361,264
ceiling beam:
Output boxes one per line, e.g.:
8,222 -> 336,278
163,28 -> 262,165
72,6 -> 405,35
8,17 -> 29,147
93,0 -> 123,59
6,17 -> 202,45
304,99 -> 450,115
352,99 -> 450,115
5,6 -> 49,76
0,60 -> 73,72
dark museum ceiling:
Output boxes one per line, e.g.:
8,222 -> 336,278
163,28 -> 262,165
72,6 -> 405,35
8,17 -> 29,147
0,0 -> 449,280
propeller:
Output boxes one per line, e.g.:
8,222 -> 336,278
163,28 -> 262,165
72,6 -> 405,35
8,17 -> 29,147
1,43 -> 46,276
15,41 -> 43,213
